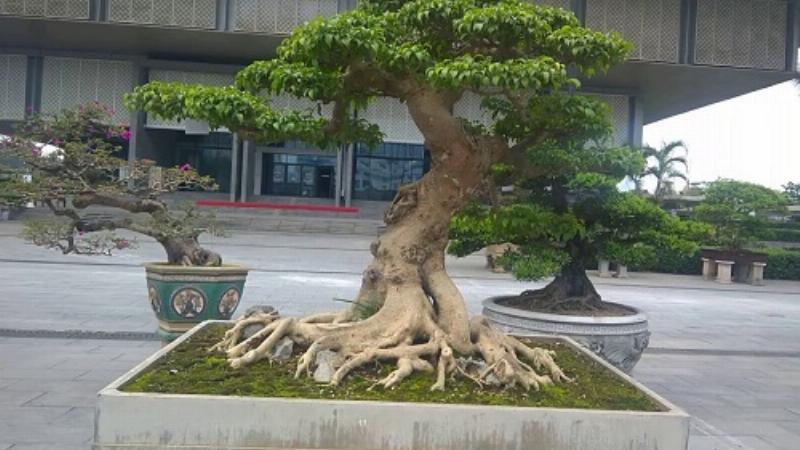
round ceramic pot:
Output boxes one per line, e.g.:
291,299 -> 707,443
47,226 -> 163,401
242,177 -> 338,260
483,296 -> 650,373
144,263 -> 249,341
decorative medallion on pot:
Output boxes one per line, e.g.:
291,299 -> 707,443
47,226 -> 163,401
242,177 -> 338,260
483,296 -> 650,372
218,288 -> 241,319
144,264 -> 249,341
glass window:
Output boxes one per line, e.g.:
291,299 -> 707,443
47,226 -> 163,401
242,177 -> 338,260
353,142 -> 429,201
174,132 -> 233,193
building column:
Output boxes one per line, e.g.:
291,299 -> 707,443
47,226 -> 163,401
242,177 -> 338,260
240,139 -> 254,202
343,144 -> 354,207
126,63 -> 148,167
229,133 -> 240,202
335,146 -> 343,207
24,55 -> 43,116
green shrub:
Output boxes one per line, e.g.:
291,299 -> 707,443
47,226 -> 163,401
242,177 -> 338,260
632,246 -> 800,280
761,248 -> 800,281
630,247 -> 701,275
761,228 -> 800,243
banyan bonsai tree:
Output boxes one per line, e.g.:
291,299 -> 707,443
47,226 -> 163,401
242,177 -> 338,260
126,0 -> 630,390
449,95 -> 710,314
0,104 -> 224,266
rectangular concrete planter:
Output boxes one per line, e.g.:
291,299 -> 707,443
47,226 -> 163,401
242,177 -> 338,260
93,321 -> 690,450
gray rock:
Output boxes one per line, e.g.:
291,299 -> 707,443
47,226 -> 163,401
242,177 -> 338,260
244,305 -> 277,318
456,357 -> 501,387
271,337 -> 294,362
241,323 -> 265,340
313,350 -> 343,383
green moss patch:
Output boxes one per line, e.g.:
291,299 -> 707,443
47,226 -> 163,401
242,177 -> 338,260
122,324 -> 662,412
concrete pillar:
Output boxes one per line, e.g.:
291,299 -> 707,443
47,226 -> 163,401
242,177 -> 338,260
701,258 -> 715,280
750,262 -> 767,286
229,133 -> 239,202
335,147 -> 343,207
615,264 -> 629,279
343,144 -> 354,207
715,260 -> 735,284
598,259 -> 612,278
240,139 -> 254,202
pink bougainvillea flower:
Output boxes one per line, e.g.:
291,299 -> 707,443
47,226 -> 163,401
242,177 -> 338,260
180,164 -> 192,172
120,129 -> 132,141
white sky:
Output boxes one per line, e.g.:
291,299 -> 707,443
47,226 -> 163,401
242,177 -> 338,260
643,81 -> 800,191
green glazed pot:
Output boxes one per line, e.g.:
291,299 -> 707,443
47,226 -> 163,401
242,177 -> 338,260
144,263 -> 249,341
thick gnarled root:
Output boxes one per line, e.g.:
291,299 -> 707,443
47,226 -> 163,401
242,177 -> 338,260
210,311 -> 572,393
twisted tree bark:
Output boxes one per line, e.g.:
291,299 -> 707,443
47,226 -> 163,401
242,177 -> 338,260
213,91 -> 573,391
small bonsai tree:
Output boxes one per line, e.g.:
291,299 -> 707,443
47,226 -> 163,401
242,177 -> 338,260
127,0 -> 631,390
694,179 -> 787,251
0,104 -> 224,266
450,95 -> 710,314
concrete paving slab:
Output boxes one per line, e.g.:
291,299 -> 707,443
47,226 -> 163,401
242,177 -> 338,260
0,222 -> 799,449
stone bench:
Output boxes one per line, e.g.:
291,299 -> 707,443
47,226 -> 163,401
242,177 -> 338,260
700,250 -> 768,286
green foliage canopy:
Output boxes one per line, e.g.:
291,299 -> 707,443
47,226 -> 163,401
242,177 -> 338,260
694,179 -> 788,250
126,0 -> 631,154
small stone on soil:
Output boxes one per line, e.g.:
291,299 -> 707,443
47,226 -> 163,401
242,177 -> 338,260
314,350 -> 343,383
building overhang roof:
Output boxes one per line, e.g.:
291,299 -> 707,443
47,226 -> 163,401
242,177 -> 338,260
1,16 -> 796,123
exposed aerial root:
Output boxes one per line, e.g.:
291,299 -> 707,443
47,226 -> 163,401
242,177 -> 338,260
211,308 -> 573,393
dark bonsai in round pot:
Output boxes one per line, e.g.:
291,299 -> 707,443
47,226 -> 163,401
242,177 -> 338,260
450,110 -> 711,371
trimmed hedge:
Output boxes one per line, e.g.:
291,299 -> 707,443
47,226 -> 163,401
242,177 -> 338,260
762,248 -> 800,281
630,247 -> 800,281
762,228 -> 800,243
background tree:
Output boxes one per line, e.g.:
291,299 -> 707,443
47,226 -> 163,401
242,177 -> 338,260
641,140 -> 688,203
0,104 -> 224,265
694,179 -> 787,251
783,182 -> 800,204
449,96 -> 709,314
127,0 -> 630,390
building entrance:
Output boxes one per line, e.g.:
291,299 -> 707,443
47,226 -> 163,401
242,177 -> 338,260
263,153 -> 336,198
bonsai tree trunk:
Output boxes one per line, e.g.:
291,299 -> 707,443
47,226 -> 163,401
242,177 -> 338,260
212,93 -> 572,391
511,259 -> 605,313
160,236 -> 222,267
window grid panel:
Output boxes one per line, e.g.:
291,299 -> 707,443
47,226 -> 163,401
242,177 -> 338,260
361,97 -> 424,145
453,91 -> 495,129
146,70 -> 235,129
695,0 -> 787,70
232,0 -> 338,34
41,57 -> 134,125
108,0 -> 216,29
586,0 -> 681,63
0,0 -> 89,18
0,55 -> 28,120
590,94 -> 630,146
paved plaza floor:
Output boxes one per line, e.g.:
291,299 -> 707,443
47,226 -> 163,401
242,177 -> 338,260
0,221 -> 799,449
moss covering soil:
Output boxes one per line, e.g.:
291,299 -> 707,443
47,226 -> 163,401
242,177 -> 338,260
122,324 -> 662,412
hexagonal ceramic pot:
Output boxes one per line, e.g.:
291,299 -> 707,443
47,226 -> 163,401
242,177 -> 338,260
144,263 -> 249,341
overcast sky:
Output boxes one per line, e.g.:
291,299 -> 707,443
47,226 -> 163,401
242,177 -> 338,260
643,80 -> 800,191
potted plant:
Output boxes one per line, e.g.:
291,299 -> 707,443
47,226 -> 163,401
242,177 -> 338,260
106,3 -> 687,448
0,104 -> 248,340
694,179 -> 787,284
449,100 -> 710,371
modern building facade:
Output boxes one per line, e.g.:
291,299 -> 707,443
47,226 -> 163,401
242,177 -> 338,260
1,0 -> 797,207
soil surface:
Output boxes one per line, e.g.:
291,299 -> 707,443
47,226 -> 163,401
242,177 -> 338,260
498,295 -> 638,317
122,324 -> 662,412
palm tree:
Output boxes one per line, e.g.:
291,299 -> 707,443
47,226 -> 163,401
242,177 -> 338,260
641,140 -> 689,203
